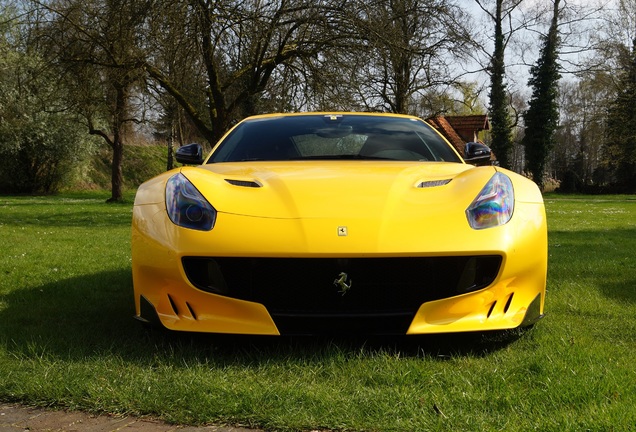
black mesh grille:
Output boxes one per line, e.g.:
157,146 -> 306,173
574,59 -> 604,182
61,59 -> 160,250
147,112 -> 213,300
182,256 -> 502,334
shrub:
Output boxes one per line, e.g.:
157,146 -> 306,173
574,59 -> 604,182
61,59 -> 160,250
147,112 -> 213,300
0,112 -> 94,194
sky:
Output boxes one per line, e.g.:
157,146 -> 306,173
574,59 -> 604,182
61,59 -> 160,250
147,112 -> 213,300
459,0 -> 616,101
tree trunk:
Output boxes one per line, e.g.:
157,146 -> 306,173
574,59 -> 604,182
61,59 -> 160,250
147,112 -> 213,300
106,82 -> 129,203
167,121 -> 174,171
108,140 -> 124,202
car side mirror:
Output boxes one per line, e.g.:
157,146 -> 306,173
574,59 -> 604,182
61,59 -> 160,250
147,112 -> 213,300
175,143 -> 204,165
464,142 -> 492,165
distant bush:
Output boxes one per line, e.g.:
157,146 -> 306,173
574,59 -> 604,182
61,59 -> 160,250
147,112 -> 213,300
0,112 -> 95,194
542,176 -> 561,193
520,171 -> 560,193
0,27 -> 95,195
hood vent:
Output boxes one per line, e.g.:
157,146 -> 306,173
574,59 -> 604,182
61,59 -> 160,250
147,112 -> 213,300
416,179 -> 451,188
225,179 -> 262,188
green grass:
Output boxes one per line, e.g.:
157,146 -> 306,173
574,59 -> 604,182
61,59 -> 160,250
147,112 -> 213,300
1,192 -> 635,431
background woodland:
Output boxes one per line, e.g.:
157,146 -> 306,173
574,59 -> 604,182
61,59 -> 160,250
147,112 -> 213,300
1,0 -> 635,199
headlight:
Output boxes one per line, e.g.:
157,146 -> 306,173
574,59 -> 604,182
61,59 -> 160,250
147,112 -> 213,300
166,173 -> 216,231
466,172 -> 514,230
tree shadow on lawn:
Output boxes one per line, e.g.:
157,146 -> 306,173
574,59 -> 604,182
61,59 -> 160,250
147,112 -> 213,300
0,270 -> 526,367
549,228 -> 636,305
597,277 -> 636,305
0,208 -> 132,228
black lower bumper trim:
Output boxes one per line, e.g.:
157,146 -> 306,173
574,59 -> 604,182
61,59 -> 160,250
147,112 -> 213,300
519,293 -> 544,327
135,295 -> 165,329
271,311 -> 415,335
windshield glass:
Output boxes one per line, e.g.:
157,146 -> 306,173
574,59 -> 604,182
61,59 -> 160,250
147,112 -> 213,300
208,114 -> 463,163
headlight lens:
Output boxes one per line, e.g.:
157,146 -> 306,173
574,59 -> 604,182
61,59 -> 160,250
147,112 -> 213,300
466,172 -> 514,230
166,173 -> 216,231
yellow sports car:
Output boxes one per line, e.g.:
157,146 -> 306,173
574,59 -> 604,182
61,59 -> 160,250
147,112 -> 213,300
132,113 -> 547,335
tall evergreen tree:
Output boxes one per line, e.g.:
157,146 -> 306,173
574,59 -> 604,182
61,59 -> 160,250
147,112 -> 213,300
523,0 -> 561,188
488,0 -> 513,169
604,38 -> 636,192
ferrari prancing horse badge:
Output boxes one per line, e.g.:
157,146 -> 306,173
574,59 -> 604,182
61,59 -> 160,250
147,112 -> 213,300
334,272 -> 352,296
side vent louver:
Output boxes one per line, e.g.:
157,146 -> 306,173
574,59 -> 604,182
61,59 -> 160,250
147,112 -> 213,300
503,293 -> 514,314
225,179 -> 262,188
416,179 -> 451,188
167,294 -> 179,316
186,302 -> 197,320
487,301 -> 496,318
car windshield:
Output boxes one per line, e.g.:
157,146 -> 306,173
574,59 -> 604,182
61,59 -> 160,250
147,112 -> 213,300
207,114 -> 463,163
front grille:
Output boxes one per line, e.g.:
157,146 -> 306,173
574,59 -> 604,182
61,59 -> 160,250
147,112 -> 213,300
182,256 -> 502,334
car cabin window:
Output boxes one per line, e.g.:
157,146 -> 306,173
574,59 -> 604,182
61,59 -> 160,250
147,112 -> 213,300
292,133 -> 367,157
208,115 -> 462,163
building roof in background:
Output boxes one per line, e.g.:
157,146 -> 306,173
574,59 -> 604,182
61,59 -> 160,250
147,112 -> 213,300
426,116 -> 466,155
444,115 -> 490,133
426,114 -> 490,157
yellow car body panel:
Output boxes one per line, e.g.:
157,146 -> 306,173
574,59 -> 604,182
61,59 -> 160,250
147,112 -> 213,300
132,113 -> 547,335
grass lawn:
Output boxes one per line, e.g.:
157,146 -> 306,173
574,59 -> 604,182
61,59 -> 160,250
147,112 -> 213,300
0,192 -> 635,431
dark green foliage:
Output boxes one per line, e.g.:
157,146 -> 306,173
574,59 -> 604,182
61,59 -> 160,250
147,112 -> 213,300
523,0 -> 561,188
604,39 -> 636,192
488,1 -> 513,169
489,65 -> 513,168
0,113 -> 91,194
0,10 -> 92,195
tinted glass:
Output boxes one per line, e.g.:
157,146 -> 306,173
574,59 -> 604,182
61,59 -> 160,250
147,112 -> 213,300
208,114 -> 462,163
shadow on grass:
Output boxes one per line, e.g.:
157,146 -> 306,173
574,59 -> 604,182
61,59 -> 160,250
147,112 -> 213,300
0,208 -> 132,228
0,194 -> 133,228
549,228 -> 636,304
597,278 -> 636,304
0,270 -> 525,366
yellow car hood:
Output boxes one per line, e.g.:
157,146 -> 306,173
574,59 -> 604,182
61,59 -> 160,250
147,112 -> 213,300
180,161 -> 496,219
